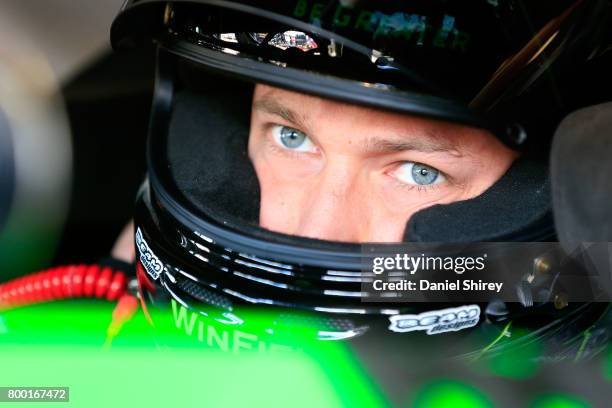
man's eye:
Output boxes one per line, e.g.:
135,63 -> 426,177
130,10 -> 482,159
392,162 -> 445,186
271,125 -> 317,152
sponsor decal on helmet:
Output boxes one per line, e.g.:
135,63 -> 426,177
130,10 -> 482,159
388,305 -> 480,335
293,1 -> 471,51
136,227 -> 163,280
171,300 -> 296,354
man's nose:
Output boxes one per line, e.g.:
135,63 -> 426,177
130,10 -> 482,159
295,161 -> 364,242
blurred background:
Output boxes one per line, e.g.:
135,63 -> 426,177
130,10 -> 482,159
0,0 -> 154,279
0,4 -> 610,408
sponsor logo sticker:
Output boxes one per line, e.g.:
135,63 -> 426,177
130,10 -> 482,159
135,227 -> 164,280
388,305 -> 480,335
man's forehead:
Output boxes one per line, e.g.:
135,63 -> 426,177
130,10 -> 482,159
255,84 -> 407,114
254,83 -> 461,131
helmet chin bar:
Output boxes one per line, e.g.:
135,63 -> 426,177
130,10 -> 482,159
134,175 -> 610,358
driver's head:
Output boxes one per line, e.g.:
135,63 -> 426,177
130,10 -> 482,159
111,0 -> 612,356
249,84 -> 518,242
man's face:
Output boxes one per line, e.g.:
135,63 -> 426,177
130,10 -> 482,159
248,84 -> 518,243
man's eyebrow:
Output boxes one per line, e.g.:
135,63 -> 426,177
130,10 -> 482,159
253,96 -> 311,132
364,134 -> 460,155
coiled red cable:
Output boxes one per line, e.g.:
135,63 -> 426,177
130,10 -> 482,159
0,264 -> 128,311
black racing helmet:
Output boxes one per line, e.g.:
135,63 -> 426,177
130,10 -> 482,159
111,0 -> 612,358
